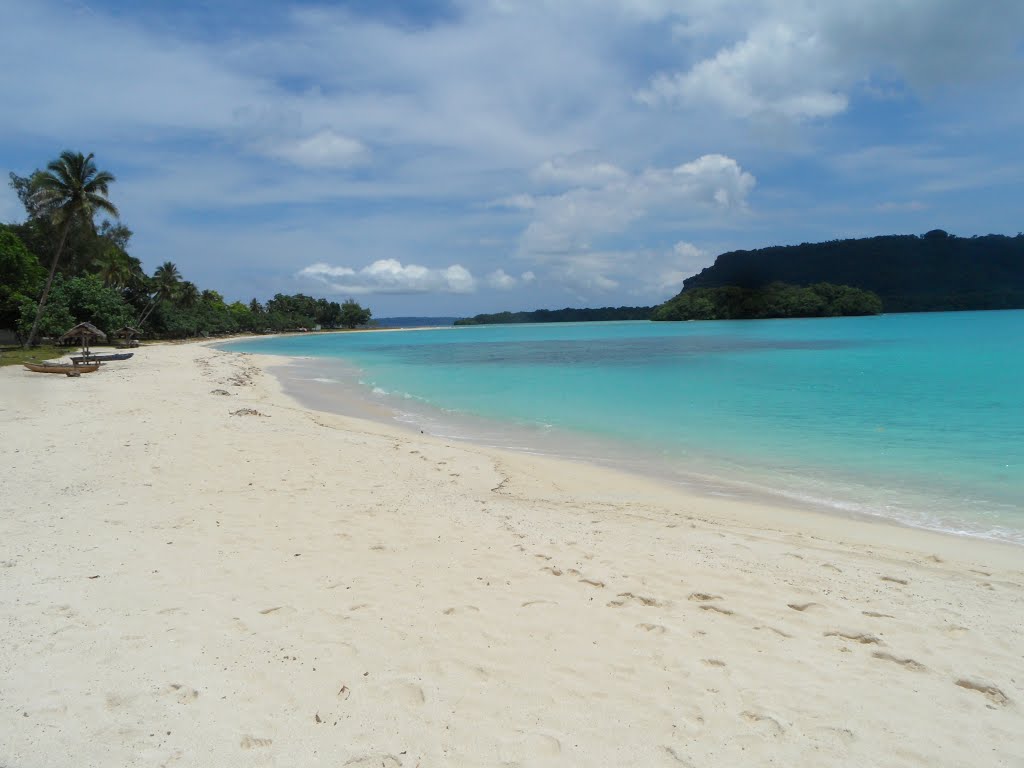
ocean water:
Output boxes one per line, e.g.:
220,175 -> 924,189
222,311 -> 1024,543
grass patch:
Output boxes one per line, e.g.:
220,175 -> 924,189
0,345 -> 72,367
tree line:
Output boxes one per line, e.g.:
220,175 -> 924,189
2,151 -> 371,347
455,306 -> 655,325
651,282 -> 883,321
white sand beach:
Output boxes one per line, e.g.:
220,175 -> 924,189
2,342 -> 1022,767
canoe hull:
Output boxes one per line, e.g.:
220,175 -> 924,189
23,363 -> 101,374
71,352 -> 134,363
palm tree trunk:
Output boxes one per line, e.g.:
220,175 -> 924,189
136,292 -> 161,328
23,218 -> 72,348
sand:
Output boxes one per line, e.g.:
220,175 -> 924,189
1,342 -> 1022,767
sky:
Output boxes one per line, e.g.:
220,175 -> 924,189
1,0 -> 1022,316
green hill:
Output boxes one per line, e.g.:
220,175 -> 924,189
678,231 -> 1024,313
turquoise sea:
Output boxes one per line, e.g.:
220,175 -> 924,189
223,311 -> 1024,543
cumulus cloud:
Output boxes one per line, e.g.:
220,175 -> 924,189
299,260 -> 476,294
638,2 -> 1024,122
645,241 -> 711,294
638,23 -> 848,120
487,269 -> 537,289
267,130 -> 369,169
543,242 -> 714,300
487,269 -> 517,289
519,154 -> 755,258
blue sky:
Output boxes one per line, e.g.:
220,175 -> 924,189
1,0 -> 1022,316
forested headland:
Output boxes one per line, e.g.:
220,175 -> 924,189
652,282 -> 882,321
1,151 -> 372,347
680,231 -> 1024,313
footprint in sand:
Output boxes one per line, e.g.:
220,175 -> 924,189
699,604 -> 734,616
343,755 -> 402,767
787,602 -> 821,612
443,605 -> 481,615
166,684 -> 199,703
754,625 -> 792,638
688,592 -> 721,602
608,592 -> 663,608
661,745 -> 696,766
955,679 -> 1010,706
240,735 -> 272,749
825,631 -> 882,645
872,652 -> 926,671
741,710 -> 785,735
637,623 -> 668,634
880,576 -> 909,585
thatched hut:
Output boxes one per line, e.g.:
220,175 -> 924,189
60,322 -> 107,355
113,326 -> 141,348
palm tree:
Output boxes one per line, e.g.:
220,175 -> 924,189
136,261 -> 182,327
93,247 -> 143,290
23,151 -> 119,347
176,281 -> 200,309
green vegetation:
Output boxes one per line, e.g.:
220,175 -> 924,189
0,227 -> 45,331
3,150 -> 372,345
681,231 -> 1024,312
20,151 -> 119,347
0,343 -> 73,369
455,306 -> 654,325
652,282 -> 883,321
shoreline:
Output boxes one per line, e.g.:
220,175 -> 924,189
254,350 -> 1022,562
244,344 -> 1023,549
3,341 -> 1022,767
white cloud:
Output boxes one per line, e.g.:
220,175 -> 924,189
532,157 -> 627,187
486,269 -> 537,289
299,259 -> 477,295
638,22 -> 848,120
519,154 -> 755,258
645,241 -> 711,294
267,130 -> 369,169
543,241 -> 714,301
638,2 -> 1024,122
487,269 -> 517,289
552,253 -> 622,294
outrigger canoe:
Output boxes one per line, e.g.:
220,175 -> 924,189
23,362 -> 101,375
71,352 -> 134,363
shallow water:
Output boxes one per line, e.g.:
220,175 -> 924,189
223,311 -> 1024,543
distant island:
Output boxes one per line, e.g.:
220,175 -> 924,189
682,230 -> 1024,313
456,230 -> 1024,325
374,316 -> 458,328
455,306 -> 654,325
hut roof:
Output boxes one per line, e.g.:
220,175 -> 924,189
60,321 -> 107,341
114,326 -> 141,337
